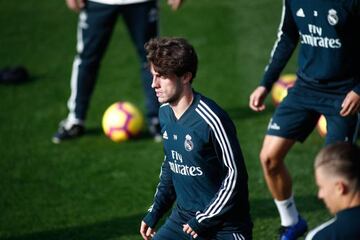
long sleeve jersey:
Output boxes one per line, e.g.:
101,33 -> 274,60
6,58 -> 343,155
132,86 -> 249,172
261,0 -> 360,95
143,92 -> 252,236
305,206 -> 360,240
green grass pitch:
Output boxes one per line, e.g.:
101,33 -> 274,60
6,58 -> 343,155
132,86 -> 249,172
0,0 -> 331,239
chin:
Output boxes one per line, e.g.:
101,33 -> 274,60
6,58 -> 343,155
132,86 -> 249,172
158,98 -> 167,104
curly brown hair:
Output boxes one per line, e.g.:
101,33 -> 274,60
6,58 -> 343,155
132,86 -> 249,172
145,37 -> 198,83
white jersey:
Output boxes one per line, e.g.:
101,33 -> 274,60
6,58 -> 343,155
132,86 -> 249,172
89,0 -> 151,5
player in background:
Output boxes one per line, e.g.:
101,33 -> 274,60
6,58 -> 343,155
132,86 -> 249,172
249,1 -> 360,239
52,0 -> 183,144
140,37 -> 253,240
305,143 -> 360,240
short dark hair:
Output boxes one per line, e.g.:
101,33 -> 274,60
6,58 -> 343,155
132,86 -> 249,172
145,37 -> 198,82
315,143 -> 360,191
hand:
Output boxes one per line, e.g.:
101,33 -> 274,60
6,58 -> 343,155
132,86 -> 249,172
65,0 -> 86,12
140,221 -> 156,240
340,90 -> 360,116
183,224 -> 198,239
249,86 -> 268,112
167,0 -> 183,11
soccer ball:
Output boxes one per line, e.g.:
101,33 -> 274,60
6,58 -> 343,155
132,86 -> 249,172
316,115 -> 327,138
102,101 -> 144,143
271,74 -> 297,106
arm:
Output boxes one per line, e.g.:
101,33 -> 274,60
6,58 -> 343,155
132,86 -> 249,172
141,157 -> 176,236
65,0 -> 86,12
260,0 -> 299,91
340,2 -> 360,116
249,86 -> 268,112
140,221 -> 156,240
249,0 -> 297,112
167,0 -> 184,11
186,117 -> 248,235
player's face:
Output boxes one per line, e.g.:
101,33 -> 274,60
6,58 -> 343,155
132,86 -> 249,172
150,65 -> 184,104
315,167 -> 342,215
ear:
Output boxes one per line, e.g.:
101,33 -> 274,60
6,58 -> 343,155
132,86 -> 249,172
181,72 -> 193,84
335,180 -> 349,195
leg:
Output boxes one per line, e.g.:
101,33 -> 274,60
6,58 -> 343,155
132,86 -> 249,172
261,86 -> 319,237
152,218 -> 189,240
325,112 -> 360,145
67,2 -> 118,122
259,135 -> 295,200
259,135 -> 308,239
52,2 -> 118,143
260,135 -> 302,228
262,84 -> 320,200
121,1 -> 161,137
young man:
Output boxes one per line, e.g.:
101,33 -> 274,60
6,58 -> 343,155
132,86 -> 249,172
140,37 -> 253,240
52,0 -> 183,144
249,1 -> 360,239
305,143 -> 360,240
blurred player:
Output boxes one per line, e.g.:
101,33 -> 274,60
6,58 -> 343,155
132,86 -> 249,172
249,1 -> 360,239
140,37 -> 253,240
52,0 -> 183,144
306,143 -> 360,240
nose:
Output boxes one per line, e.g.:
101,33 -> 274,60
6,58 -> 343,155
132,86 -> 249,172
151,76 -> 159,88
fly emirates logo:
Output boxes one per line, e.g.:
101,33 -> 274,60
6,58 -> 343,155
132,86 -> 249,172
168,150 -> 203,176
299,24 -> 341,49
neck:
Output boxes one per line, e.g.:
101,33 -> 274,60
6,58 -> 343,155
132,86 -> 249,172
346,191 -> 360,209
170,87 -> 194,119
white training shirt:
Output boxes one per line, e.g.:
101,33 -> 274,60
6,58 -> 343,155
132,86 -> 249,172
89,0 -> 151,5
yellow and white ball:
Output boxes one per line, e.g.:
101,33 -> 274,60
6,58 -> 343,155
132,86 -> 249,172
102,101 -> 144,143
271,74 -> 297,106
316,115 -> 327,138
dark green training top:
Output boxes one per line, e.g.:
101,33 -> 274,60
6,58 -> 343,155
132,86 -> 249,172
261,0 -> 360,95
306,206 -> 360,240
143,91 -> 252,236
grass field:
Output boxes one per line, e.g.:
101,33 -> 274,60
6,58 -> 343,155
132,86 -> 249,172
0,0 -> 331,239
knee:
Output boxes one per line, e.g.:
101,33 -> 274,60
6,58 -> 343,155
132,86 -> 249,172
259,150 -> 283,176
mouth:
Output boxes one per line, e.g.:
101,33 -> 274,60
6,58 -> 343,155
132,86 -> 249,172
155,91 -> 162,97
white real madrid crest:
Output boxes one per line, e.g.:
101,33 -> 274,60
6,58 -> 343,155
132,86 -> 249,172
327,9 -> 338,26
184,134 -> 194,151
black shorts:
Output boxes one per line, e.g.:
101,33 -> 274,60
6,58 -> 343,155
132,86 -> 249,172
267,83 -> 359,144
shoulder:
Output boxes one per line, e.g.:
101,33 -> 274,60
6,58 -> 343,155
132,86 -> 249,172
305,218 -> 336,240
194,94 -> 235,132
195,95 -> 230,122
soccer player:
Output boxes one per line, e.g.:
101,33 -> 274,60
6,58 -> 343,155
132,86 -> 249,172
305,143 -> 360,240
248,1 -> 360,239
140,37 -> 253,240
52,0 -> 183,144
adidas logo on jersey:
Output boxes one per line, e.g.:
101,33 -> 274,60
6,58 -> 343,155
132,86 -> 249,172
296,8 -> 305,17
163,131 -> 168,139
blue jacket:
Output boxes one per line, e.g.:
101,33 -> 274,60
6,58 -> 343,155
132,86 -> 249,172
306,206 -> 360,240
143,92 -> 252,236
261,0 -> 360,95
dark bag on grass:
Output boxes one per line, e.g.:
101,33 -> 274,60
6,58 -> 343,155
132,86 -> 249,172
0,66 -> 29,84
